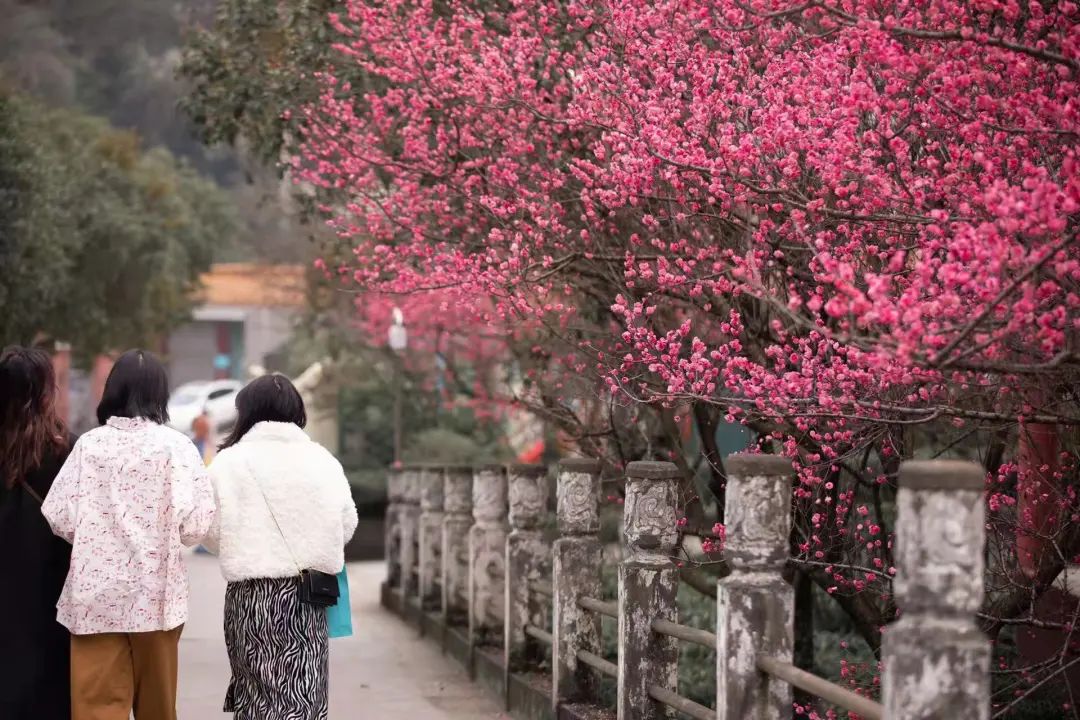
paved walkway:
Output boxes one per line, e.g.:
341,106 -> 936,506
179,552 -> 506,719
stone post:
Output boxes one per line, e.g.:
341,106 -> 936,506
399,466 -> 422,600
469,465 -> 509,647
505,464 -> 551,688
419,466 -> 446,608
882,460 -> 989,720
385,468 -> 403,586
716,454 -> 794,720
619,461 -> 680,720
442,466 -> 473,625
552,458 -> 603,710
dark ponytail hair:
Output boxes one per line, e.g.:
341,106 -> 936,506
219,374 -> 306,450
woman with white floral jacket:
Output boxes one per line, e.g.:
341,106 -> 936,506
43,349 -> 215,720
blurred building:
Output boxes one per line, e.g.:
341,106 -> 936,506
57,263 -> 306,433
166,263 -> 305,388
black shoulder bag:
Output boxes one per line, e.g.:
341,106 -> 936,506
250,465 -> 339,608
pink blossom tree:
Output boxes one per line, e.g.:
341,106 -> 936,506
295,0 -> 1080,711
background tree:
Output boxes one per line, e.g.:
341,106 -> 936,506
0,85 -> 232,358
0,0 -> 313,266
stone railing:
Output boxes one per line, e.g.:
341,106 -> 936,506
381,454 -> 989,720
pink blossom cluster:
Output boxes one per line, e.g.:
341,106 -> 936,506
294,2 -> 1078,707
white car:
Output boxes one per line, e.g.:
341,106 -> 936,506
167,379 -> 244,438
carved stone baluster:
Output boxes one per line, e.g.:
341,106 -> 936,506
504,464 -> 550,701
442,466 -> 473,625
385,468 -> 403,587
552,458 -> 602,710
399,466 -> 422,602
619,461 -> 680,720
419,466 -> 445,608
469,465 -> 509,648
716,454 -> 794,720
882,460 -> 989,720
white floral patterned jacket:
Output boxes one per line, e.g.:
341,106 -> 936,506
42,416 -> 215,634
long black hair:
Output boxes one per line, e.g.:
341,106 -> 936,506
219,373 -> 306,450
0,346 -> 68,487
96,349 -> 170,425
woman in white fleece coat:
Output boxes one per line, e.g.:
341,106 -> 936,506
204,374 -> 358,720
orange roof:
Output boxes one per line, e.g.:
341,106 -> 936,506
196,263 -> 306,308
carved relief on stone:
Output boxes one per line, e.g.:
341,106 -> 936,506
444,468 -> 473,514
624,479 -> 677,564
509,468 -> 548,530
894,488 -> 984,614
472,466 -> 508,524
442,516 -> 472,612
419,508 -> 444,599
421,467 -> 445,511
402,468 -> 421,504
472,527 -> 507,627
724,471 -> 791,569
557,470 -> 600,535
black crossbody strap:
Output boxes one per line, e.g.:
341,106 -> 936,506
19,479 -> 44,505
247,461 -> 303,578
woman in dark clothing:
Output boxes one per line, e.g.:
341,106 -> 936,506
0,346 -> 74,720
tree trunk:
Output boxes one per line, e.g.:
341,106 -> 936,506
793,569 -> 816,709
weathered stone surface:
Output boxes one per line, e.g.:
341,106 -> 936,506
506,533 -> 550,659
557,458 -> 601,536
509,465 -> 549,530
722,454 -> 792,571
442,466 -> 473,622
419,466 -> 446,605
882,460 -> 989,720
505,467 -> 552,704
470,524 -> 508,640
619,461 -> 679,720
473,465 -> 509,522
882,619 -> 989,720
422,466 -> 446,510
553,537 -> 602,709
623,462 -> 679,565
716,453 -> 793,720
893,461 -> 985,615
506,465 -> 552,673
716,573 -> 793,720
553,458 -> 603,710
400,467 -> 422,597
470,466 -> 508,646
385,468 -> 403,585
444,465 -> 474,513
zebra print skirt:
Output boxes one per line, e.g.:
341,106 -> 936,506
223,577 -> 329,720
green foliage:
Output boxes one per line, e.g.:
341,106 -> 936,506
271,312 -> 513,476
179,0 -> 340,167
991,628 -> 1071,719
0,0 -> 312,268
0,88 -> 233,358
402,428 -> 509,466
0,0 -> 231,180
337,356 -> 511,472
676,582 -> 717,707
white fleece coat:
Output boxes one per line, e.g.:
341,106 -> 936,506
204,421 -> 359,582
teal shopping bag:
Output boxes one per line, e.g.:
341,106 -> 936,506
327,568 -> 353,638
